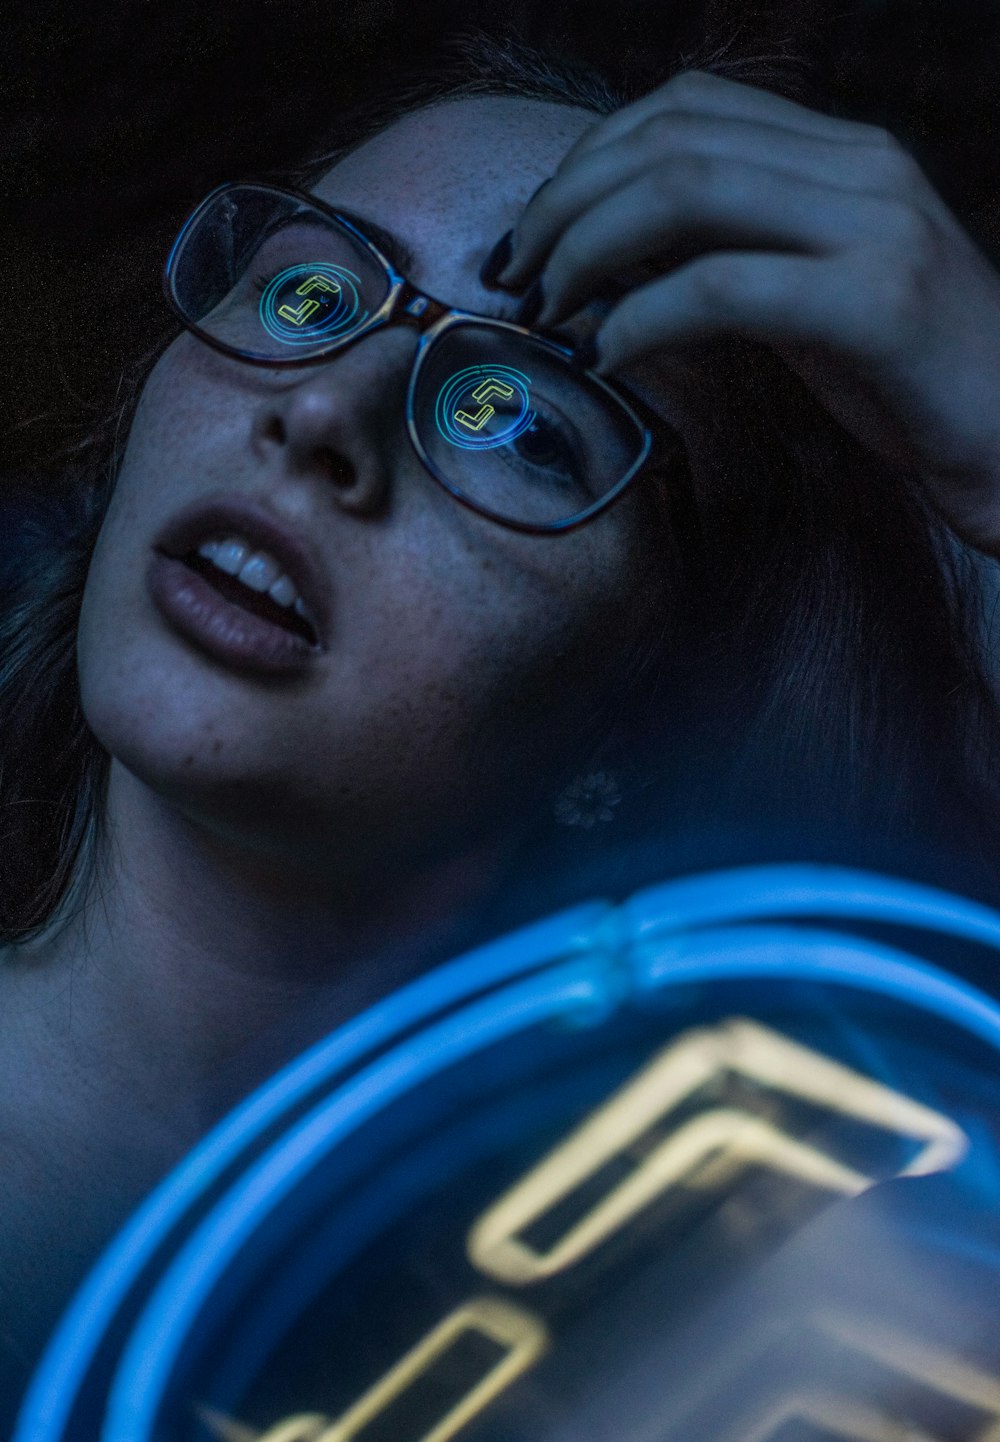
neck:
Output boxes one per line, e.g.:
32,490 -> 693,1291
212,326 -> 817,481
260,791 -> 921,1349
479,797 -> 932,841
3,760 -> 512,1151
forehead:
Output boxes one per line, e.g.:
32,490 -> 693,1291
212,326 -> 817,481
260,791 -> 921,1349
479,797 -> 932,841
309,95 -> 684,431
311,95 -> 596,260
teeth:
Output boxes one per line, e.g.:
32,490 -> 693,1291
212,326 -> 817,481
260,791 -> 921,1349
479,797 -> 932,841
206,538 -> 251,575
268,573 -> 298,606
195,533 -> 316,629
238,551 -> 282,593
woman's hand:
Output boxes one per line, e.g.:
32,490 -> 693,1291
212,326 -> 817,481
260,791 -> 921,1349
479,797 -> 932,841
496,70 -> 1000,556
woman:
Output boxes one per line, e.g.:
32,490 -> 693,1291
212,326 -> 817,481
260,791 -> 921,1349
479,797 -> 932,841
2,28 -> 1000,1415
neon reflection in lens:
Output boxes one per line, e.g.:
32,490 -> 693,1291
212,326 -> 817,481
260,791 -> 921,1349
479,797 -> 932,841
434,365 -> 534,450
259,263 -> 367,346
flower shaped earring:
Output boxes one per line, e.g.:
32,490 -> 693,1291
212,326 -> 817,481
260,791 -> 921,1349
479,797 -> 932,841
554,771 -> 622,829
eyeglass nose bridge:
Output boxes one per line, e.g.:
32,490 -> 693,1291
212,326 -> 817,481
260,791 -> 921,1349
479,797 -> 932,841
358,271 -> 482,366
286,268 -> 468,371
393,282 -> 454,331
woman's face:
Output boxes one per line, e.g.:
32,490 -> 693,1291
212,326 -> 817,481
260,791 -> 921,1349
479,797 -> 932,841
78,95 -> 673,878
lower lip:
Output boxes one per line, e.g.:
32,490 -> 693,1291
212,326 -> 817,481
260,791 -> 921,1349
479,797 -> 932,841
148,551 -> 318,677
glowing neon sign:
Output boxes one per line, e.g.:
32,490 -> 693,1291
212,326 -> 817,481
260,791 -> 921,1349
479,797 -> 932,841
433,365 -> 533,450
259,263 -> 367,346
200,1020 -> 965,1442
19,865 -> 1000,1442
468,1018 -> 965,1286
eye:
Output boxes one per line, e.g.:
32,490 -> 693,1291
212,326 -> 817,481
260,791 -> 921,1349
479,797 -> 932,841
238,219 -> 342,294
511,416 -> 577,473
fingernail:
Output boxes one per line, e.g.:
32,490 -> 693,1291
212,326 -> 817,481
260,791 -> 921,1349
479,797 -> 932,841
479,230 -> 513,289
571,335 -> 599,371
515,278 -> 545,328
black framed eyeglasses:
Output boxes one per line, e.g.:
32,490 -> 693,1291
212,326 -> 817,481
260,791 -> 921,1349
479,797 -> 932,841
163,181 -> 685,534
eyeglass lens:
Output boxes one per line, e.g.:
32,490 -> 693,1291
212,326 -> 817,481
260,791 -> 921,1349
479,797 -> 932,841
169,186 -> 646,528
412,323 -> 640,527
170,187 -> 390,356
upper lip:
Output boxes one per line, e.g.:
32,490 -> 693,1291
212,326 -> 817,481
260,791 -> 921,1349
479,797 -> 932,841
154,493 -> 332,646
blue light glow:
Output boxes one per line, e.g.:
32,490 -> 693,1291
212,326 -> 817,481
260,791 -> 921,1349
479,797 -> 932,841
259,262 -> 367,346
624,863 -> 1000,948
103,957 -> 611,1440
15,866 -> 1000,1442
433,364 -> 533,450
12,902 -> 608,1442
107,935 -> 1000,1438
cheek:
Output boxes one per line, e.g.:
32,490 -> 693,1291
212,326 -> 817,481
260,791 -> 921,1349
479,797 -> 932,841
369,529 -> 642,751
124,337 -> 242,487
73,323 -> 656,833
297,515 -> 621,799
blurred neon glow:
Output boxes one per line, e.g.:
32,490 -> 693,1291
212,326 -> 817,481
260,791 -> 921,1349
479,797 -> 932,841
15,865 -> 1000,1442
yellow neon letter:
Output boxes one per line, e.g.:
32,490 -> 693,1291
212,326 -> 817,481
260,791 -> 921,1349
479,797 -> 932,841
277,274 -> 341,325
314,1298 -> 547,1442
454,404 -> 495,431
277,298 -> 321,326
471,379 -> 514,404
196,1405 -> 329,1442
454,378 -> 516,431
468,1019 -> 966,1285
295,274 -> 341,298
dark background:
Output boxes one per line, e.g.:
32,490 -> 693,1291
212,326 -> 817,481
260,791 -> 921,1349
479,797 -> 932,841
3,0 -> 1000,491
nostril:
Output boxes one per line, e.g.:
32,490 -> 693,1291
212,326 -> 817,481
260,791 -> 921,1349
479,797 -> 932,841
316,446 -> 356,487
262,415 -> 286,445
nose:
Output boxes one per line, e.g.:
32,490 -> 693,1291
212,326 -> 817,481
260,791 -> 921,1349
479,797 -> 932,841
250,331 -> 415,517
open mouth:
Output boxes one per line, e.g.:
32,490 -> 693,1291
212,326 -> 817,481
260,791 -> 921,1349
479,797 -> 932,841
175,545 -> 319,646
150,498 -> 331,676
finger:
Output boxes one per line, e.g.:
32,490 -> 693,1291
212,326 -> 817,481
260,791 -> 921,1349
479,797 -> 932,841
590,252 -> 872,374
502,113 -> 922,290
533,160 -> 896,327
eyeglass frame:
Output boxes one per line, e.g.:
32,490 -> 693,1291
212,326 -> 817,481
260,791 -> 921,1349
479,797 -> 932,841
163,180 -> 689,536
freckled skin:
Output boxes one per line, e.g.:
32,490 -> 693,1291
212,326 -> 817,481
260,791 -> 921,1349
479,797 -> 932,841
76,97 -> 671,880
0,103 -> 684,1408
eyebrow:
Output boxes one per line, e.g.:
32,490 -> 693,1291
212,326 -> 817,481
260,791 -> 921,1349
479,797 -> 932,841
331,206 -> 418,276
329,205 -> 534,329
335,205 -> 656,323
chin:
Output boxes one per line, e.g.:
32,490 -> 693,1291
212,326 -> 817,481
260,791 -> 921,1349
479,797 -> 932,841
76,640 -> 352,869
79,635 -> 268,805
